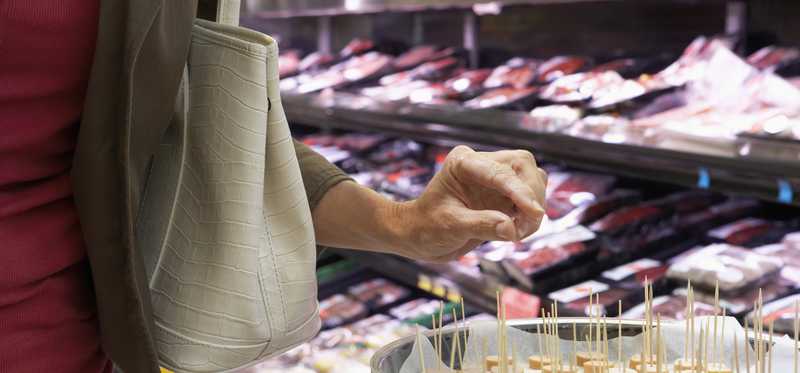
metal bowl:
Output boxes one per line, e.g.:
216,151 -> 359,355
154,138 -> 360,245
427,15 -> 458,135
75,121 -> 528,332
370,317 -> 654,373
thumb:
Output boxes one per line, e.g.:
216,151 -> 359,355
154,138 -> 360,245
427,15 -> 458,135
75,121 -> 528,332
450,207 -> 517,242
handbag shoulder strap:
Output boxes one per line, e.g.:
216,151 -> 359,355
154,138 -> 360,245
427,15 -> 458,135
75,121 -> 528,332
197,0 -> 240,26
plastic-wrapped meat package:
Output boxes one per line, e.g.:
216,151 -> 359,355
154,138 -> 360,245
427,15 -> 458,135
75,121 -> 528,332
540,71 -> 626,103
297,52 -> 393,93
319,294 -> 369,330
360,80 -> 431,101
484,58 -> 539,89
549,280 -> 634,317
588,202 -> 666,236
544,172 -> 616,220
502,225 -> 597,290
346,314 -> 417,349
340,38 -> 374,58
666,243 -> 784,294
566,115 -> 650,145
601,258 -> 667,291
388,299 -> 444,322
332,133 -> 387,152
392,46 -> 455,71
379,166 -> 432,200
463,86 -> 538,109
347,278 -> 411,311
527,105 -> 582,132
298,51 -> 335,72
443,68 -> 492,99
755,239 -> 800,270
478,240 -> 526,280
645,36 -> 715,90
367,139 -> 424,165
784,231 -> 800,249
407,83 -> 458,105
623,294 -> 716,321
588,78 -> 648,109
553,189 -> 642,229
745,294 -> 800,335
676,198 -> 761,235
674,268 -> 798,317
747,46 -> 800,71
279,50 -> 302,78
706,218 -> 794,247
536,56 -> 589,83
379,57 -> 460,86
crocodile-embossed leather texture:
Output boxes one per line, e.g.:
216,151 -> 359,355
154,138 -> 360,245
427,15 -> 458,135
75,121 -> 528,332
145,20 -> 321,373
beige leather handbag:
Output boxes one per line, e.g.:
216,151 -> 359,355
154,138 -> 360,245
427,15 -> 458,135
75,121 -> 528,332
136,2 -> 321,372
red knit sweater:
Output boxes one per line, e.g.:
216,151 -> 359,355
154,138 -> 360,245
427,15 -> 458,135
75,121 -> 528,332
0,1 -> 111,372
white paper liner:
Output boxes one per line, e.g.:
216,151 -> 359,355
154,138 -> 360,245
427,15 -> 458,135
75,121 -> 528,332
398,316 -> 796,373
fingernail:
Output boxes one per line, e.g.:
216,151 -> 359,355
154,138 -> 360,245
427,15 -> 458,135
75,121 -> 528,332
495,219 -> 516,241
532,199 -> 546,214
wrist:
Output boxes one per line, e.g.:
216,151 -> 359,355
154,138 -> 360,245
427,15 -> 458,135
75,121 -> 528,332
379,198 -> 422,258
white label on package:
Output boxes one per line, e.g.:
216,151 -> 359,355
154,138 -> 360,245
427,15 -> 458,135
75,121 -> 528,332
708,218 -> 767,240
531,225 -> 596,250
602,258 -> 662,282
549,280 -> 609,304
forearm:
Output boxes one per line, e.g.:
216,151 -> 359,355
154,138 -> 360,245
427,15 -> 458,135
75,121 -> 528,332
312,181 -> 417,257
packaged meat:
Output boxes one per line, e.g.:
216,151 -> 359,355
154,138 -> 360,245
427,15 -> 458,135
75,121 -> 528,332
500,287 -> 541,320
319,294 -> 369,330
666,243 -> 784,294
360,80 -> 431,101
279,50 -> 302,78
755,241 -> 800,269
545,172 -> 616,220
747,46 -> 800,71
298,51 -> 335,72
378,166 -> 432,199
388,298 -> 445,322
379,57 -> 460,86
549,280 -> 635,317
676,198 -> 761,235
367,139 -> 424,164
297,52 -> 392,93
340,38 -> 374,58
347,278 -> 411,310
553,189 -> 642,229
536,56 -> 589,83
601,258 -> 666,288
707,218 -> 780,247
527,105 -> 582,132
407,83 -> 458,104
463,86 -> 538,109
623,294 -> 716,320
675,268 -> 798,316
588,203 -> 666,236
540,71 -> 626,103
503,226 -> 597,290
443,68 -> 493,99
746,293 -> 800,335
392,45 -> 455,70
484,58 -> 539,89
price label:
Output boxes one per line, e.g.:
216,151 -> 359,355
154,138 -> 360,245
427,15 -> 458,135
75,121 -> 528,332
417,274 -> 432,292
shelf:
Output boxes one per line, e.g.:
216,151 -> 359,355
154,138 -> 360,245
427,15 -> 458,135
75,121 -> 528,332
244,0 -> 619,19
244,0 -> 744,19
284,91 -> 800,206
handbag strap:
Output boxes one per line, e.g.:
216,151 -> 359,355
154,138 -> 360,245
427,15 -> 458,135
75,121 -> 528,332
197,0 -> 240,26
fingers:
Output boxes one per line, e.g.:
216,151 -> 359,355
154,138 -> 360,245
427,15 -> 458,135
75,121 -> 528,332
453,148 -> 546,223
451,207 -> 517,242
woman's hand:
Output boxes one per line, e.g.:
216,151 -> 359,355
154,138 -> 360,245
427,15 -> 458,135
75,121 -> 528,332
313,145 -> 547,263
398,145 -> 547,262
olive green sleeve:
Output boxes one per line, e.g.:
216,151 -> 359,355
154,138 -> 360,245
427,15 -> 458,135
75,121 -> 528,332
293,139 -> 353,212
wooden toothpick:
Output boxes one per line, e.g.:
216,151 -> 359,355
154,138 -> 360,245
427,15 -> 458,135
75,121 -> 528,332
745,318 -> 751,373
619,300 -> 623,365
768,322 -> 773,373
